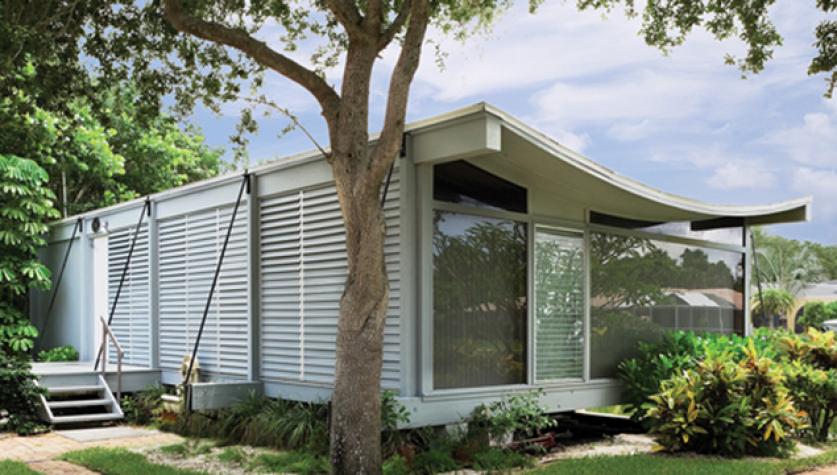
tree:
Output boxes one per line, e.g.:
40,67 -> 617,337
752,287 -> 796,329
0,154 -> 59,434
752,228 -> 826,295
0,62 -> 223,216
5,1 -> 837,472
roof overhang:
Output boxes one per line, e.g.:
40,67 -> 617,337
407,103 -> 811,227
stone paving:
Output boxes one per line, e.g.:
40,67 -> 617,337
0,426 -> 183,474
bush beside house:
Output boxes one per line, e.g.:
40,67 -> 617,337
622,328 -> 837,456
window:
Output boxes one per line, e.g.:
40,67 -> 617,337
589,232 -> 745,378
434,160 -> 527,213
432,211 -> 527,389
535,228 -> 585,381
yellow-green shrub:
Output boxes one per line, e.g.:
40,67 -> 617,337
645,342 -> 805,456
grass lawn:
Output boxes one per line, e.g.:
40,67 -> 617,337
61,448 -> 205,475
531,449 -> 837,475
0,460 -> 41,475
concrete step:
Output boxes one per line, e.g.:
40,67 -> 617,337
51,413 -> 123,425
48,398 -> 112,409
47,385 -> 104,396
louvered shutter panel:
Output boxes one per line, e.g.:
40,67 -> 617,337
259,192 -> 303,380
107,223 -> 151,366
259,171 -> 401,390
534,229 -> 585,381
159,204 -> 249,380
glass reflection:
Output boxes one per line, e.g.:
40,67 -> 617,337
433,211 -> 527,389
590,232 -> 744,378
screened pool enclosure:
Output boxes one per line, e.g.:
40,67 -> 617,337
31,103 -> 811,426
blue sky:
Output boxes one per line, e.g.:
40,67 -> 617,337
187,1 -> 837,244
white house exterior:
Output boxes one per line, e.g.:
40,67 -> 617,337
31,103 -> 811,427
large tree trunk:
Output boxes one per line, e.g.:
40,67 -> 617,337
329,185 -> 389,474
328,43 -> 390,474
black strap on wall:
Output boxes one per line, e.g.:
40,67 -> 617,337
380,160 -> 395,208
185,173 -> 250,411
37,217 -> 83,342
94,197 -> 151,370
750,229 -> 768,326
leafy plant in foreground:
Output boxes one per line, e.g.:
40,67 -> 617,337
37,344 -> 79,362
645,341 -> 805,456
0,154 -> 57,434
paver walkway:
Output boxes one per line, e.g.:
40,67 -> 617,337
0,426 -> 183,474
802,466 -> 837,475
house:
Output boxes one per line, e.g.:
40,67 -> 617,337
30,103 -> 811,427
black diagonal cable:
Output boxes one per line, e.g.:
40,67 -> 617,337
380,159 -> 395,208
185,173 -> 249,411
37,217 -> 83,342
750,229 -> 768,327
94,197 -> 151,370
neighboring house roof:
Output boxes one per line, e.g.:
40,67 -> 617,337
671,291 -> 729,308
52,102 -> 812,228
798,281 -> 837,300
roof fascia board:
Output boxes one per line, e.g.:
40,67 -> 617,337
411,111 -> 502,164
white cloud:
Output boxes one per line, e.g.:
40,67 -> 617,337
552,129 -> 591,152
769,112 -> 837,167
792,167 -> 837,218
608,120 -> 656,141
707,161 -> 776,190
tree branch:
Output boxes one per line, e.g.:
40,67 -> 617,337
366,0 -> 384,37
163,0 -> 340,121
379,0 -> 412,50
369,0 -> 429,184
325,0 -> 367,40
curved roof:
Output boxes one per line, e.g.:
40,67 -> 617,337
414,102 -> 810,226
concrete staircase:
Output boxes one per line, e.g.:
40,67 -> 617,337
36,373 -> 123,425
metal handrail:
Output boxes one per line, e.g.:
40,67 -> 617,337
95,316 -> 124,400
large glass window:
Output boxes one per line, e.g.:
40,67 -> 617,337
535,228 -> 585,381
589,232 -> 745,378
433,211 -> 527,389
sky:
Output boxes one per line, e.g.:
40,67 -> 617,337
187,1 -> 837,245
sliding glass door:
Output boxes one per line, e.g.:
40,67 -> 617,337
534,227 -> 585,382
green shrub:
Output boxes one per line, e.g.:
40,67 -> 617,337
781,360 -> 837,441
776,329 -> 837,441
37,344 -> 79,362
798,302 -> 837,330
471,447 -> 533,470
122,385 -> 166,425
0,351 -> 46,435
645,342 -> 805,456
412,447 -> 459,475
382,390 -> 411,456
382,454 -> 410,475
469,390 -> 556,444
173,393 -> 329,454
620,329 -> 786,425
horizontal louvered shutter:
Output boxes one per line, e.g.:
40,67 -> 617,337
534,229 -> 585,382
260,172 -> 401,390
159,204 -> 249,380
107,223 -> 151,366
